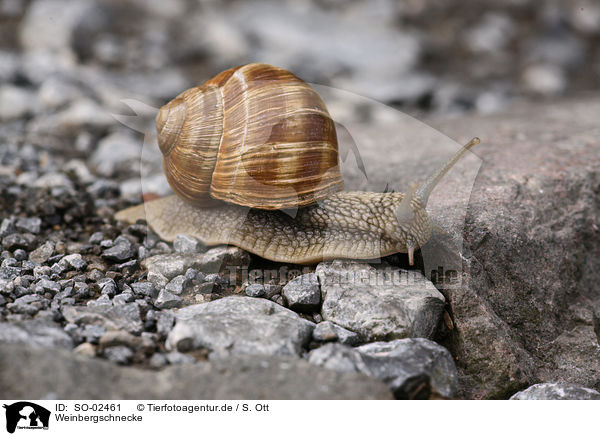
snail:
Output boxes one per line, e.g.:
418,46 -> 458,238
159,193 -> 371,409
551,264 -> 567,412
116,63 -> 480,265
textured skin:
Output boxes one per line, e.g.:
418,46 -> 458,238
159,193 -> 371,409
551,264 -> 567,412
115,192 -> 432,264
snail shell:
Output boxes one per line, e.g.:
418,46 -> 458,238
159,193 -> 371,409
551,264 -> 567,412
155,63 -> 343,210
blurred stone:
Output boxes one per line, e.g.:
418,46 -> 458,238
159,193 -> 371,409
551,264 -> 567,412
312,321 -> 360,346
282,273 -> 321,312
0,319 -> 73,349
0,85 -> 36,120
90,132 -> 142,177
166,296 -> 314,357
510,382 -> 600,400
0,343 -> 393,399
521,64 -> 566,95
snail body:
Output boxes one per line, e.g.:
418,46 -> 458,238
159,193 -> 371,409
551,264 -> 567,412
116,63 -> 480,265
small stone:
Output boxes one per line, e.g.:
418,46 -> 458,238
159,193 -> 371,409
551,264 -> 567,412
73,282 -> 89,298
165,275 -> 187,295
154,289 -> 183,309
87,269 -> 104,282
149,353 -> 168,369
0,266 -> 23,280
0,218 -> 15,238
29,241 -> 54,264
36,278 -> 60,295
7,294 -> 46,315
91,132 -> 142,177
2,233 -> 36,251
61,253 -> 87,270
147,271 -> 169,289
103,345 -> 134,365
156,311 -> 175,338
0,85 -> 35,120
313,321 -> 360,346
87,294 -> 113,309
99,330 -> 137,348
99,240 -> 113,249
131,281 -> 156,298
173,234 -> 204,254
13,249 -> 27,261
89,232 -> 104,245
245,283 -> 267,298
113,291 -> 135,305
283,273 -> 321,312
97,277 -> 117,297
165,351 -> 196,365
1,258 -> 17,268
61,302 -> 143,335
510,383 -> 600,400
101,236 -> 135,262
15,217 -> 41,234
82,325 -> 106,343
73,342 -> 96,357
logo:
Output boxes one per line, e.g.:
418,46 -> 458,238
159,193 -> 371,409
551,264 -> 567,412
3,402 -> 50,434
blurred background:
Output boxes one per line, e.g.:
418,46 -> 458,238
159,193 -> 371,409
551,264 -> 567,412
0,0 -> 599,198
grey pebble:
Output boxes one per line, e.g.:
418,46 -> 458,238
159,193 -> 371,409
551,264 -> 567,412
131,281 -> 156,298
149,353 -> 168,369
13,249 -> 27,261
15,217 -> 41,234
61,253 -> 87,270
2,233 -> 37,251
166,351 -> 196,365
156,311 -> 175,338
165,275 -> 187,295
103,345 -> 133,365
282,273 -> 321,312
313,321 -> 360,346
0,218 -> 15,238
173,234 -> 204,254
154,289 -> 183,309
101,236 -> 135,262
510,383 -> 600,400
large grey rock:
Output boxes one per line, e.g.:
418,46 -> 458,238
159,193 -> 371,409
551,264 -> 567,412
166,296 -> 314,357
0,343 -> 392,399
142,246 -> 250,279
0,320 -> 73,349
308,339 -> 458,399
427,98 -> 600,398
510,383 -> 600,400
61,302 -> 143,335
317,260 -> 445,341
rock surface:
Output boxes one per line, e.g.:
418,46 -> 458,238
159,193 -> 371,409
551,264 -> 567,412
510,383 -> 600,400
0,343 -> 393,400
317,260 -> 445,341
308,338 -> 458,398
166,296 -> 315,357
282,273 -> 321,312
0,320 -> 73,349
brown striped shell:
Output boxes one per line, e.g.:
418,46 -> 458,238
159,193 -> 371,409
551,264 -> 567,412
156,63 -> 344,210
